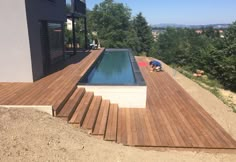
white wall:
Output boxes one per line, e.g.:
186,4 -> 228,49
0,0 -> 33,82
78,85 -> 147,108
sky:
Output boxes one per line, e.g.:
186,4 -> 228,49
86,0 -> 236,25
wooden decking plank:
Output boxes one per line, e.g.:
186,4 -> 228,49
146,56 -> 235,147
167,88 -> 221,147
125,108 -> 132,145
3,84 -> 34,105
92,100 -> 106,135
51,86 -> 77,114
144,109 -> 161,145
146,74 -> 187,147
139,57 -> 205,147
12,83 -> 43,105
129,109 -> 139,146
158,75 -> 205,147
156,100 -> 186,147
57,88 -> 85,120
184,94 -> 236,147
139,57 -> 236,148
111,104 -> 118,141
0,49 -> 103,107
69,92 -> 94,125
156,73 -> 207,147
140,59 -> 206,148
177,88 -> 236,147
159,72 -> 227,147
86,96 -> 102,130
142,110 -> 157,146
0,84 -> 23,102
137,109 -> 152,146
104,104 -> 113,140
93,100 -> 110,135
121,109 -> 128,145
98,100 -> 110,135
117,108 -> 125,144
82,96 -> 102,130
148,91 -> 174,146
158,109 -> 182,147
31,75 -> 60,105
104,104 -> 118,141
131,109 -> 145,146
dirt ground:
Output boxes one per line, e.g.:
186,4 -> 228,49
1,62 -> 236,161
0,108 -> 236,162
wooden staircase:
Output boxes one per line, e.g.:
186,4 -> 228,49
56,88 -> 119,142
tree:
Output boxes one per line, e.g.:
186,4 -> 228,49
215,21 -> 236,90
88,0 -> 132,48
155,22 -> 236,91
132,13 -> 154,56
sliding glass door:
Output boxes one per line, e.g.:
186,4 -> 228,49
47,23 -> 64,64
40,21 -> 64,75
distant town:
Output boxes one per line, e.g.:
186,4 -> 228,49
151,23 -> 230,29
151,23 -> 229,40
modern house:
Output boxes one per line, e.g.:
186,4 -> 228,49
0,0 -> 87,82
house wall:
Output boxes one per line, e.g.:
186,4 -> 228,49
25,0 -> 66,81
0,0 -> 33,82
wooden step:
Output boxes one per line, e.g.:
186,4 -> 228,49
53,86 -> 77,116
82,96 -> 102,130
69,92 -> 94,125
92,100 -> 110,135
104,104 -> 118,141
57,88 -> 85,120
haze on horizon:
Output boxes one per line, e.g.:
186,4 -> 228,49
86,0 -> 236,25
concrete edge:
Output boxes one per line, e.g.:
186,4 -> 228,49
0,105 -> 53,116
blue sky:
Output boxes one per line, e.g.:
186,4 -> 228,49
86,0 -> 236,25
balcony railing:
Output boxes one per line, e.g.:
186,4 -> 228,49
66,0 -> 86,16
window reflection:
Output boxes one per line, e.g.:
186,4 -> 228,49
48,23 -> 64,64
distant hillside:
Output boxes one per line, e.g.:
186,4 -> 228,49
151,24 -> 230,29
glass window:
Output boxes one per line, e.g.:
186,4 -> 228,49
47,23 -> 64,64
66,0 -> 72,13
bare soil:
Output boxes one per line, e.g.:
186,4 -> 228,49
0,108 -> 236,162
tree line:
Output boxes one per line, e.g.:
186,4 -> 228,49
87,0 -> 235,91
155,24 -> 236,91
87,0 -> 154,56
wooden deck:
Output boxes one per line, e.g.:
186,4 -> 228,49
0,49 -> 104,115
0,52 -> 235,149
116,56 -> 236,148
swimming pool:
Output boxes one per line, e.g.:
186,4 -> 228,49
78,49 -> 147,108
79,49 -> 145,85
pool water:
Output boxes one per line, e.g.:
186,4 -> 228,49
80,50 -> 136,85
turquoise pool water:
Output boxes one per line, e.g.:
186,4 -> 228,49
79,49 -> 136,85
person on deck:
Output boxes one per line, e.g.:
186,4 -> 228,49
149,60 -> 162,72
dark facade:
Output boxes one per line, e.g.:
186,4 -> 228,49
25,0 -> 87,81
25,0 -> 66,80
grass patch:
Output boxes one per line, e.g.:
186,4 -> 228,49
174,66 -> 236,113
